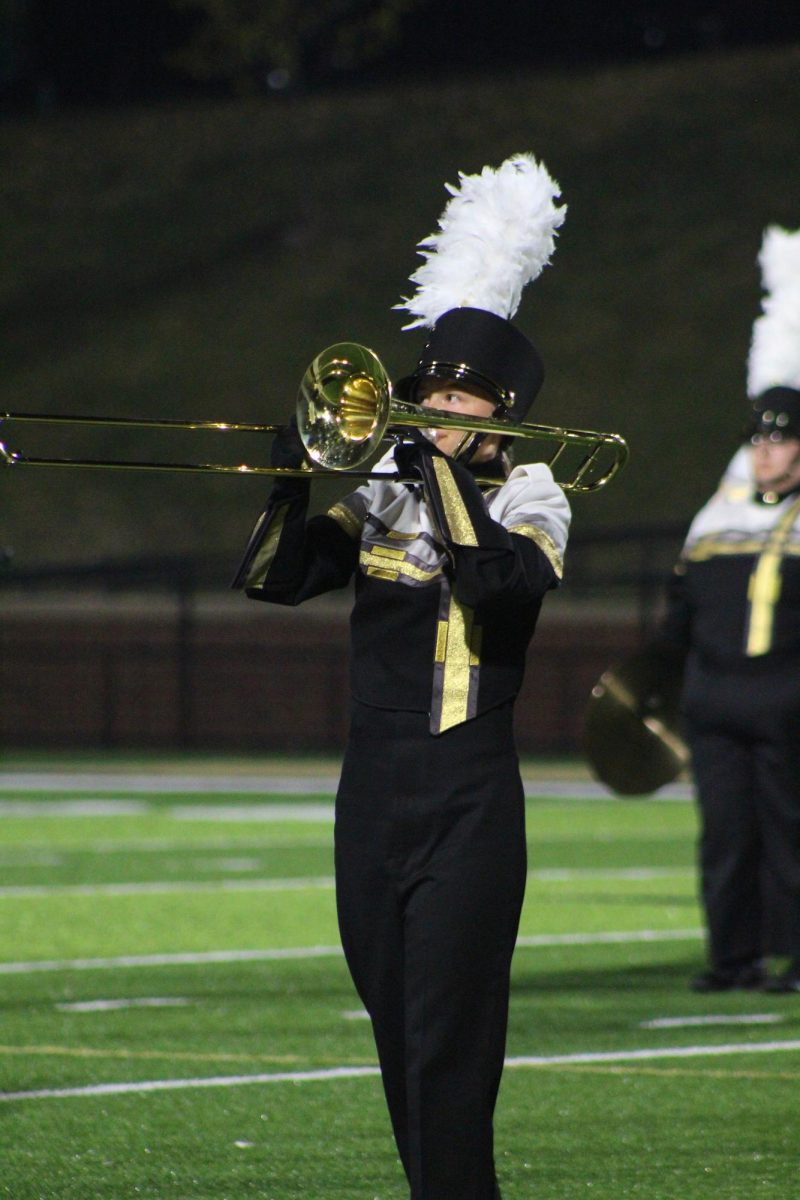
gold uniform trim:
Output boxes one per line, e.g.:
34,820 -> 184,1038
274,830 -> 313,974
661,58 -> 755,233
435,619 -> 449,662
359,548 -> 442,584
438,599 -> 475,730
432,457 -> 478,545
686,537 -> 800,561
433,596 -> 482,732
244,504 -> 289,587
327,502 -> 364,541
367,544 -> 406,561
746,555 -> 782,655
745,496 -> 800,656
509,522 -> 564,580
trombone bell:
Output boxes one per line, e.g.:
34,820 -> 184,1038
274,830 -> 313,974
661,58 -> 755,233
298,343 -> 391,469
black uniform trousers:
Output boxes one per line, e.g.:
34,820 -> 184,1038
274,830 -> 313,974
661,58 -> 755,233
334,700 -> 527,1200
683,652 -> 800,972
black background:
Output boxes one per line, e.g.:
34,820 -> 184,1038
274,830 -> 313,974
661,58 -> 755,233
4,0 -> 799,109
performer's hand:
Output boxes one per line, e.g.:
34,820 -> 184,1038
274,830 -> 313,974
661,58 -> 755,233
392,428 -> 442,479
270,415 -> 306,469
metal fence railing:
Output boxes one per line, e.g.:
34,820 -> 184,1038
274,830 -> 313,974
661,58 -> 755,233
0,526 -> 686,753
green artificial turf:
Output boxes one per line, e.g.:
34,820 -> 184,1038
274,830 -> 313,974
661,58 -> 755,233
1,768 -> 798,1198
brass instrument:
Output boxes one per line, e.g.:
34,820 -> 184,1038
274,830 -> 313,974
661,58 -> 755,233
1,342 -> 628,493
582,645 -> 689,796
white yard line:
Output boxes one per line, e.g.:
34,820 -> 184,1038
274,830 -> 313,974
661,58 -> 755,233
0,928 -> 703,975
0,800 -> 335,821
0,876 -> 336,898
516,928 -> 701,948
640,1014 -> 784,1029
2,1039 -> 799,1103
0,773 -> 692,801
0,866 -> 692,900
55,997 -> 190,1013
505,1040 -> 800,1068
0,774 -> 342,795
0,945 -> 346,974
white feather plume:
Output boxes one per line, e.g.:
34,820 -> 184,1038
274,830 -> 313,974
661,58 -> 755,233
747,223 -> 800,397
747,284 -> 800,396
758,225 -> 800,295
396,153 -> 566,330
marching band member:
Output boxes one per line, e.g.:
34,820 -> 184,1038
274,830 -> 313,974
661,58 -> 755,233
659,225 -> 800,994
233,154 -> 570,1199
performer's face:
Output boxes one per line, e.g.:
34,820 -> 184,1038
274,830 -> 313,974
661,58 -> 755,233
751,435 -> 800,494
418,381 -> 502,462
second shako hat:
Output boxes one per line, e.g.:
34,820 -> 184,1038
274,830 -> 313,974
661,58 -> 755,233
746,224 -> 800,441
393,153 -> 566,424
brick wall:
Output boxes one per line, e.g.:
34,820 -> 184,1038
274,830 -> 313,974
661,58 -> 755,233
0,593 -> 641,754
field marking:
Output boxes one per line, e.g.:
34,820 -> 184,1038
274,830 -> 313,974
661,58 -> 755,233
516,927 -> 701,948
0,774 -> 342,795
0,800 -> 335,821
3,1039 -> 800,1104
0,876 -> 336,899
0,800 -> 153,817
0,836 -> 334,858
527,867 -> 691,881
0,945 -> 346,974
0,1065 -> 382,1101
0,832 -> 688,862
0,774 -> 693,801
505,1041 -> 800,1068
0,866 -> 693,901
0,928 -> 703,975
55,997 -> 190,1013
640,1013 -> 784,1029
0,1043 -> 364,1066
525,1063 -> 800,1080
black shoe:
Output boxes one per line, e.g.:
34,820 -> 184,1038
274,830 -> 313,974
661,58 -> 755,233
690,964 -> 767,993
762,965 -> 800,994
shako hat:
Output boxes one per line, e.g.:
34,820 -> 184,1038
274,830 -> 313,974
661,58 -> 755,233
745,225 -> 800,441
393,153 -> 566,424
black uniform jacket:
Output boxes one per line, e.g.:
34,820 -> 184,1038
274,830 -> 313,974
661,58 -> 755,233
661,451 -> 800,669
233,447 -> 571,733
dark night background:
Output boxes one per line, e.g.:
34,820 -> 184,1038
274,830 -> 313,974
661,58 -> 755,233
2,0 -> 799,109
2,0 -> 800,569
1,1 -> 800,753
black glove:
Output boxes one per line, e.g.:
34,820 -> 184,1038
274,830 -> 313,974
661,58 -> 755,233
270,415 -> 306,470
392,428 -> 442,480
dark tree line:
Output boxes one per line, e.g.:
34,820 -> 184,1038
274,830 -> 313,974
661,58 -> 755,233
2,0 -> 797,109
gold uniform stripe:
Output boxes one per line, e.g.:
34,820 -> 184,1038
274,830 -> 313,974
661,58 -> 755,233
509,522 -> 564,580
686,536 -> 798,561
434,597 -> 482,732
359,549 -> 442,583
366,566 -> 401,581
435,620 -> 449,662
244,505 -> 289,587
432,457 -> 478,545
438,599 -> 474,730
327,502 -> 363,540
746,554 -> 783,655
745,496 -> 800,656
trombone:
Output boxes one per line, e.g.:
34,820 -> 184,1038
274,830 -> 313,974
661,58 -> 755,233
0,342 -> 628,493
